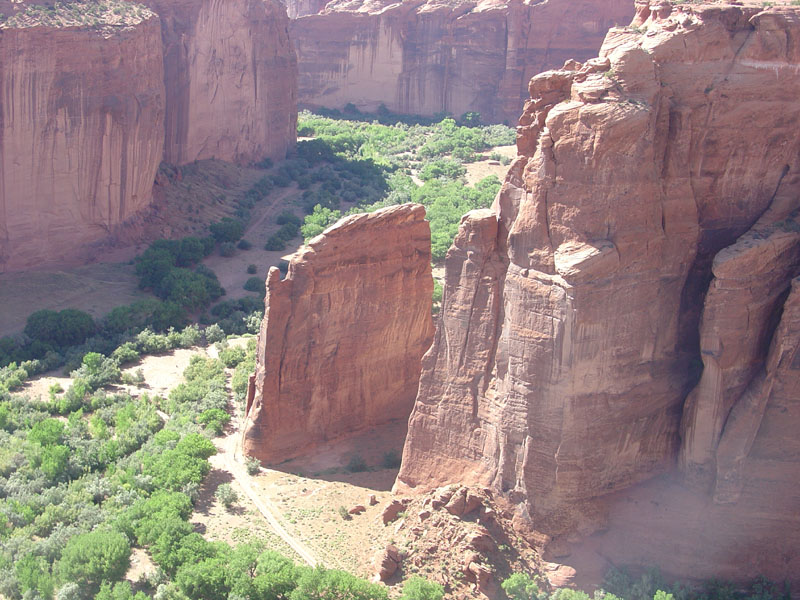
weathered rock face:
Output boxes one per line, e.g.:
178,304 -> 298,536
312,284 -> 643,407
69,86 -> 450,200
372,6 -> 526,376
398,2 -> 800,583
145,0 -> 297,165
243,204 -> 434,462
0,0 -> 298,271
0,8 -> 165,272
290,0 -> 634,123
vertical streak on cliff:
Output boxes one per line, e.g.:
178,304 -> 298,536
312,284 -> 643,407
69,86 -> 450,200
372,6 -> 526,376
292,0 -> 634,123
145,0 -> 297,166
0,16 -> 165,272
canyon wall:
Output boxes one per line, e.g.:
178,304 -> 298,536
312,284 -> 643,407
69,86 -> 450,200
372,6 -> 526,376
243,204 -> 434,462
0,0 -> 297,271
398,1 -> 800,584
146,0 -> 297,165
0,5 -> 165,272
290,0 -> 634,123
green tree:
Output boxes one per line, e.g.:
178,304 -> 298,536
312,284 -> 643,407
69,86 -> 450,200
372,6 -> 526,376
401,576 -> 444,600
40,444 -> 69,479
502,573 -> 545,600
56,530 -> 131,591
290,567 -> 388,600
28,418 -> 65,446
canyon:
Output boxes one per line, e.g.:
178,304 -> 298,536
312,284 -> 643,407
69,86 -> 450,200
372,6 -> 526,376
0,0 -> 296,272
288,0 -> 634,123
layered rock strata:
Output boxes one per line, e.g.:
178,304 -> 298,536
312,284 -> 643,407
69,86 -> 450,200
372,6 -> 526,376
0,0 -> 297,271
0,3 -> 165,272
398,1 -> 800,583
145,0 -> 297,165
243,204 -> 434,462
290,0 -> 634,123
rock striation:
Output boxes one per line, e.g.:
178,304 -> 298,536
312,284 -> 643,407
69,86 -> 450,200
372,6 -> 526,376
398,1 -> 800,584
145,0 -> 297,165
0,0 -> 297,271
243,204 -> 434,462
289,0 -> 634,123
0,2 -> 165,272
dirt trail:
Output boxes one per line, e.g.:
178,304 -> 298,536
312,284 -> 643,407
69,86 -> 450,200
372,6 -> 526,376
204,343 -> 322,566
221,426 -> 321,566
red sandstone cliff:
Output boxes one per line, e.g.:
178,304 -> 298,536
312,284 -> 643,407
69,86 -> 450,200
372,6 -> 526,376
0,3 -> 165,272
290,0 -> 634,123
0,0 -> 297,271
398,1 -> 800,584
145,0 -> 297,165
243,204 -> 434,462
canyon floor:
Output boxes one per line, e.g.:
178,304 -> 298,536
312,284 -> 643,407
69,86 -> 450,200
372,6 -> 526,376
0,147 -> 513,339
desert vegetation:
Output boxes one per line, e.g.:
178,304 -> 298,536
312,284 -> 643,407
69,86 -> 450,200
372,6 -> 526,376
0,0 -> 155,30
0,324 -> 416,599
293,110 -> 512,259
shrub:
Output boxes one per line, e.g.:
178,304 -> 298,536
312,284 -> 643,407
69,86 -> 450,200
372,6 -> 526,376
246,264 -> 258,275
245,456 -> 261,475
418,159 -> 466,182
56,530 -> 131,592
237,239 -> 253,250
219,346 -> 246,368
264,237 -> 286,251
204,324 -> 226,344
198,408 -> 230,435
209,218 -> 245,243
71,352 -> 121,390
112,342 -> 140,365
337,505 -> 351,521
276,211 -> 302,227
219,242 -> 237,257
401,576 -> 444,600
243,277 -> 264,293
135,329 -> 172,354
25,308 -> 95,348
264,223 -> 300,252
215,483 -> 238,508
502,573 -> 544,600
345,454 -> 367,473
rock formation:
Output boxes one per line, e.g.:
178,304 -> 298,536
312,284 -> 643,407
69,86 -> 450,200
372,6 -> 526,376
145,0 -> 297,165
243,204 -> 434,462
0,2 -> 165,272
289,0 -> 634,123
0,0 -> 297,271
398,1 -> 800,584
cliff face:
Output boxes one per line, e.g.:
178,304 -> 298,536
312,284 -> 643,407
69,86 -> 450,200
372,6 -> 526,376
243,204 -> 434,462
398,2 -> 800,583
0,7 -> 165,272
290,0 -> 634,123
146,0 -> 297,165
0,0 -> 298,272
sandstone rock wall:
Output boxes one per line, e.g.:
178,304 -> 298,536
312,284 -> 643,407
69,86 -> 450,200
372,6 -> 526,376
0,0 -> 298,271
243,204 -> 434,462
290,0 -> 634,123
0,12 -> 165,272
398,2 -> 800,583
146,0 -> 297,165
